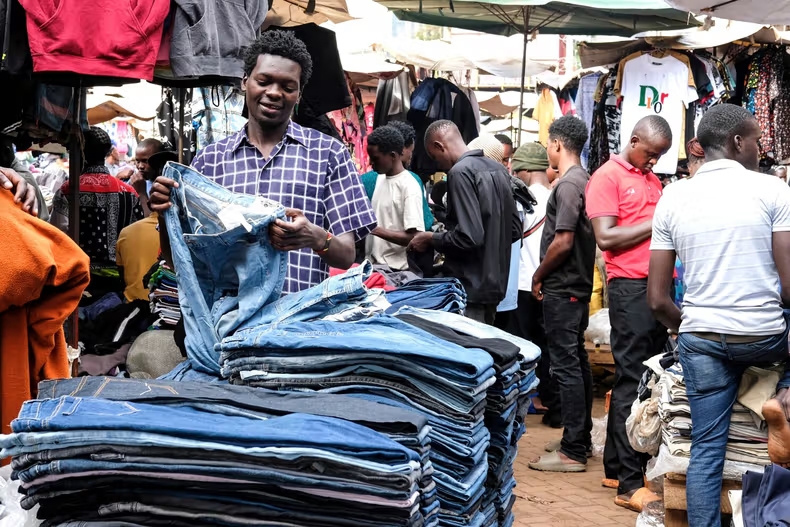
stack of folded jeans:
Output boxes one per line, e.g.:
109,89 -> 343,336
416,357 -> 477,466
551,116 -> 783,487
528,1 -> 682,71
2,378 -> 433,527
395,308 -> 541,527
220,315 -> 497,527
147,262 -> 180,329
385,278 -> 467,314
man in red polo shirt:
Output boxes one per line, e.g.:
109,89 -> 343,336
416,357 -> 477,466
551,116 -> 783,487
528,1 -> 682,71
586,115 -> 673,512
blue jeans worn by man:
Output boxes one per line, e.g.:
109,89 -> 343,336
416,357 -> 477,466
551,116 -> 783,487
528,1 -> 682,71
678,314 -> 790,527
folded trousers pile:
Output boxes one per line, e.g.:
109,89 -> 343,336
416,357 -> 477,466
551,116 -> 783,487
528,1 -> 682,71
385,278 -> 467,314
162,163 -> 540,526
658,364 -> 771,465
0,377 -> 434,527
395,308 -> 540,527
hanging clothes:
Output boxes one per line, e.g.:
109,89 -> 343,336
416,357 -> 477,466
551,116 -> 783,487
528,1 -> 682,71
588,71 -> 611,175
617,53 -> 698,174
374,72 -> 411,128
533,87 -> 561,146
271,23 -> 351,117
170,0 -> 268,79
18,0 -> 170,80
408,78 -> 479,179
460,87 -> 482,133
575,72 -> 603,169
192,85 -> 247,151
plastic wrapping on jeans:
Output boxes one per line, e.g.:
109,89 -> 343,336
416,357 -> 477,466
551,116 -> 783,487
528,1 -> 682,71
163,162 -> 287,374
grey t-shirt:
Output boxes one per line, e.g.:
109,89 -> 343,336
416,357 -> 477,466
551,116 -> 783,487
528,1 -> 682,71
540,166 -> 596,301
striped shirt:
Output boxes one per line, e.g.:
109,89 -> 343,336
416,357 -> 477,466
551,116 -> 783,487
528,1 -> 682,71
192,121 -> 377,294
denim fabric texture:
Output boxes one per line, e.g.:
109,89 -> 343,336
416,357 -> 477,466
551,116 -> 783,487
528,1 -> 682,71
162,162 -> 287,374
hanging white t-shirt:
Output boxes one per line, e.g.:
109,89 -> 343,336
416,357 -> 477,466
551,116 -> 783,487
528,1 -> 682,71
620,54 -> 698,175
518,184 -> 552,291
367,171 -> 425,271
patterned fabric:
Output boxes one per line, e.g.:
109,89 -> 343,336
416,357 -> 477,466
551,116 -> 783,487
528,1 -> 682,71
603,66 -> 621,155
192,121 -> 377,294
52,166 -> 143,268
192,86 -> 247,150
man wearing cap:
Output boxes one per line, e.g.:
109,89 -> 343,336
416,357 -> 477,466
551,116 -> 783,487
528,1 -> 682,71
116,145 -> 176,303
510,142 -> 559,425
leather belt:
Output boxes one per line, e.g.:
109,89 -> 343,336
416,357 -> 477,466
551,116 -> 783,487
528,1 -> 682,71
689,332 -> 768,344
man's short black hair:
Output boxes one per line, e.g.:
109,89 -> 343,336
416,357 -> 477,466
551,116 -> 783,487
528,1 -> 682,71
424,120 -> 457,146
548,116 -> 588,156
245,30 -> 313,88
494,134 -> 513,147
389,121 -> 416,148
368,126 -> 405,155
697,103 -> 756,151
636,115 -> 673,143
83,126 -> 112,166
137,138 -> 164,154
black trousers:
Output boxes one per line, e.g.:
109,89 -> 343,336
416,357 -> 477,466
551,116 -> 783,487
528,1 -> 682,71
496,291 -> 561,421
466,303 -> 497,325
605,278 -> 668,494
543,293 -> 593,464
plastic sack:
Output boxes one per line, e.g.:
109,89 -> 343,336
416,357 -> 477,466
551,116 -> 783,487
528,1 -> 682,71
591,414 -> 608,458
635,503 -> 665,527
626,397 -> 661,456
0,465 -> 38,527
584,308 -> 610,345
645,444 -> 765,482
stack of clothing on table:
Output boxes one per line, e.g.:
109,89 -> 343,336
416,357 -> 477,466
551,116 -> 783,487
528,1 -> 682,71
657,364 -> 773,466
2,378 -> 432,527
385,278 -> 467,314
395,308 -> 540,527
146,262 -> 180,329
221,314 -> 497,527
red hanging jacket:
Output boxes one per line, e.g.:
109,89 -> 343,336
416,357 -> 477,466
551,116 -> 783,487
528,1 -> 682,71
18,0 -> 171,80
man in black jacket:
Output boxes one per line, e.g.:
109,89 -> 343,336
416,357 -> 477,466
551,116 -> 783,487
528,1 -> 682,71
408,120 -> 520,325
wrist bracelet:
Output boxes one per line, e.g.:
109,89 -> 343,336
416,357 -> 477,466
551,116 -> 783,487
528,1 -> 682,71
315,231 -> 333,253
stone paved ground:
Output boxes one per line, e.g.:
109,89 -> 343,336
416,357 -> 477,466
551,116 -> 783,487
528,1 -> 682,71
512,400 -> 639,527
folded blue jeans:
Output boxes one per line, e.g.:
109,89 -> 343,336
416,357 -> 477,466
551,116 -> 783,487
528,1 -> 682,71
7,396 -> 418,468
163,162 -> 287,374
678,311 -> 790,527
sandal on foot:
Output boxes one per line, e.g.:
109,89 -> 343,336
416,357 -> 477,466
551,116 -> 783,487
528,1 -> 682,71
601,478 -> 619,489
614,488 -> 661,513
528,450 -> 586,473
544,439 -> 593,458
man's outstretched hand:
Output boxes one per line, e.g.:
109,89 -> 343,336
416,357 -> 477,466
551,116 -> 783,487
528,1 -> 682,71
0,167 -> 37,216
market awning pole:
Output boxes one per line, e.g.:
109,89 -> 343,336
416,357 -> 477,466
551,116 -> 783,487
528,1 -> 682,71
517,6 -> 532,147
67,83 -> 83,365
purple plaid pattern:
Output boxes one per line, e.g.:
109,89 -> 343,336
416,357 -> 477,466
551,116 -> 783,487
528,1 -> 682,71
192,121 -> 377,294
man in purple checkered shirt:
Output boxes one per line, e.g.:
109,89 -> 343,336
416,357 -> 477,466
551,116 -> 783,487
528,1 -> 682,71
150,31 -> 377,294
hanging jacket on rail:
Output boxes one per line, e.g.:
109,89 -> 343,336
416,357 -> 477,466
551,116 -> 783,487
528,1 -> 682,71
18,0 -> 171,80
408,78 -> 479,180
170,0 -> 269,79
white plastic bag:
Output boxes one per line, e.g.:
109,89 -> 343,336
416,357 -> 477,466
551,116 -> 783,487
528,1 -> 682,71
626,397 -> 662,456
645,444 -> 765,482
584,308 -> 610,345
635,505 -> 665,527
0,465 -> 38,527
591,414 -> 608,457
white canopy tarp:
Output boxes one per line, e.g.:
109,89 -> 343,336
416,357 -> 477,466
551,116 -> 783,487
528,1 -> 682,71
632,18 -> 773,48
380,37 -> 551,77
86,82 -> 162,125
664,0 -> 790,26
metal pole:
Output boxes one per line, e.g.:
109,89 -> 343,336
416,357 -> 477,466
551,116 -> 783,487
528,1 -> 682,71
517,6 -> 532,147
177,88 -> 186,164
67,84 -> 83,361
